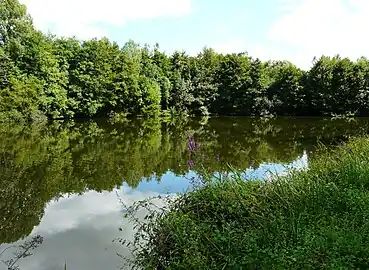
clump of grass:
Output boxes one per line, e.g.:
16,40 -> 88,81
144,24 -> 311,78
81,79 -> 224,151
123,137 -> 369,269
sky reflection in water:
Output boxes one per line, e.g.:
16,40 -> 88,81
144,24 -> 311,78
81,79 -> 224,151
1,153 -> 308,270
2,116 -> 367,270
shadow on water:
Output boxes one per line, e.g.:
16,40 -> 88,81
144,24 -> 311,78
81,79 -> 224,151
1,117 -> 369,269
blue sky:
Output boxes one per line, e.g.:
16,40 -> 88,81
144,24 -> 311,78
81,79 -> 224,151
20,0 -> 369,69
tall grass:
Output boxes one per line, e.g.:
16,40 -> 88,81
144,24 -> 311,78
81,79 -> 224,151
123,138 -> 369,269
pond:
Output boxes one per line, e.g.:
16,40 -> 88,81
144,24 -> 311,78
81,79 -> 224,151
1,117 -> 369,270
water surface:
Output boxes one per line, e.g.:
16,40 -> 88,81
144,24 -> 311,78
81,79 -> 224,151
1,117 -> 368,269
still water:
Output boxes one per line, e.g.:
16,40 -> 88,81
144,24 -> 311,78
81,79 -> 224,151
1,117 -> 369,269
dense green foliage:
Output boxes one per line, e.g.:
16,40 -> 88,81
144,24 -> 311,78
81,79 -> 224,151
127,138 -> 369,269
1,117 -> 367,244
2,0 -> 369,120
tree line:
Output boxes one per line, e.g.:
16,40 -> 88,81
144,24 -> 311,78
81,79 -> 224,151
2,0 -> 369,121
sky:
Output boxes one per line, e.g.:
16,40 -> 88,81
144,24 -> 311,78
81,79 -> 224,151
19,0 -> 369,70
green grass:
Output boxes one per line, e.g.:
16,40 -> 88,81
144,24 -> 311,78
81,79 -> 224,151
129,138 -> 369,269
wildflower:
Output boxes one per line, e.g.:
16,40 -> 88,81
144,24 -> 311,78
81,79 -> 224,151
187,160 -> 195,169
187,136 -> 199,153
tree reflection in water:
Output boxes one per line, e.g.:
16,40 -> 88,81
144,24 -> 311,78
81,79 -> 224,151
1,117 -> 369,268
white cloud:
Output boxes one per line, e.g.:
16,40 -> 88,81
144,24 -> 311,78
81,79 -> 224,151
208,38 -> 302,68
267,0 -> 369,69
19,0 -> 192,39
19,0 -> 369,70
211,38 -> 249,54
33,186 -> 160,235
2,186 -> 169,270
211,0 -> 369,70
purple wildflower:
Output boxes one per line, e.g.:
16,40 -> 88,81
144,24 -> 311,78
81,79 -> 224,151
187,160 -> 195,169
187,136 -> 199,153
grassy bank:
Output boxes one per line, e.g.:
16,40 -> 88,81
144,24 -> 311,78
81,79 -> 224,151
127,138 -> 369,269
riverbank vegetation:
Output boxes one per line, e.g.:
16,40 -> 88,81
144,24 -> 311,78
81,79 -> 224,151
125,137 -> 369,269
2,0 -> 369,121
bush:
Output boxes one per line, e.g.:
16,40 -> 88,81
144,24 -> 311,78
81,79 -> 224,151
0,76 -> 46,122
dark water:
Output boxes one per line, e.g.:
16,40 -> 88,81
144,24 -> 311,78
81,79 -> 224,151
1,117 -> 369,270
